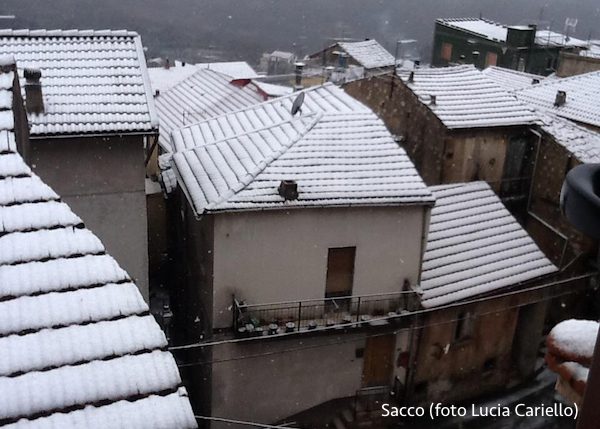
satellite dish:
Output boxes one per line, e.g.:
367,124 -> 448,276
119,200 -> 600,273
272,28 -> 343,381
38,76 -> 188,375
291,92 -> 305,116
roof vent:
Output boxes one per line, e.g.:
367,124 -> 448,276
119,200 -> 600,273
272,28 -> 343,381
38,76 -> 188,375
532,78 -> 540,84
430,95 -> 437,105
554,90 -> 567,107
278,180 -> 298,201
24,68 -> 44,114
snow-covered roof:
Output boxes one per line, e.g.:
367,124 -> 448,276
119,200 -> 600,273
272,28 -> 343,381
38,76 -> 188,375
171,83 -> 434,215
155,69 -> 267,152
337,39 -> 396,70
515,70 -> 600,128
397,65 -> 538,129
0,65 -> 195,428
421,182 -> 557,308
540,114 -> 600,164
0,29 -> 158,137
436,18 -> 587,47
196,61 -> 259,79
252,80 -> 294,98
481,66 -> 545,91
149,60 -> 259,94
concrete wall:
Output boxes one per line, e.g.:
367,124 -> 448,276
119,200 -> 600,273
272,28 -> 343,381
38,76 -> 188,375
30,135 -> 149,301
558,52 -> 600,77
211,334 -> 366,425
211,206 -> 428,329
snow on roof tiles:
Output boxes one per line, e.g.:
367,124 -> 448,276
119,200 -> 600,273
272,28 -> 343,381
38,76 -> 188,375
436,18 -> 587,47
481,66 -> 545,91
337,39 -> 396,69
155,68 -> 266,152
171,84 -> 434,215
540,114 -> 600,164
397,65 -> 539,129
148,60 -> 259,94
421,182 -> 557,308
515,70 -> 600,128
0,69 -> 196,428
0,29 -> 158,136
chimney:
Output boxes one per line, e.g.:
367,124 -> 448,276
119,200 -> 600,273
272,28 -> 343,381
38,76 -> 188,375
430,95 -> 437,105
408,71 -> 414,83
164,58 -> 170,69
532,78 -> 540,84
554,90 -> 567,107
24,68 -> 44,114
414,60 -> 421,68
278,180 -> 298,201
294,62 -> 305,91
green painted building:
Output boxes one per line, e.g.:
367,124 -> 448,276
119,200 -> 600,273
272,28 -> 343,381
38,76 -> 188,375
432,18 -> 588,76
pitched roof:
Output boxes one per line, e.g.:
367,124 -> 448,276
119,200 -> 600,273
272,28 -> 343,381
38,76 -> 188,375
421,182 -> 557,308
337,39 -> 396,69
0,29 -> 158,136
515,70 -> 600,128
148,60 -> 259,94
436,18 -> 587,47
154,69 -> 266,151
481,66 -> 545,91
171,84 -> 434,215
397,65 -> 538,129
540,114 -> 600,164
0,64 -> 196,428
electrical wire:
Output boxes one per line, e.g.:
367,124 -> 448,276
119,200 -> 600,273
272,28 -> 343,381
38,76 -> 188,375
173,273 -> 596,369
195,415 -> 299,429
170,272 -> 595,352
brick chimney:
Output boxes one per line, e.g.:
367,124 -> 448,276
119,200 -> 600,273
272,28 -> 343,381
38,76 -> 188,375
24,68 -> 44,114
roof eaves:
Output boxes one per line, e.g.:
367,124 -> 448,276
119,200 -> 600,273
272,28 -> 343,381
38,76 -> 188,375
133,34 -> 160,130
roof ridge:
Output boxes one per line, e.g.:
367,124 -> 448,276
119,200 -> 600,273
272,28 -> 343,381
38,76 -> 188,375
207,112 -> 324,212
175,83 -> 338,133
0,29 -> 139,38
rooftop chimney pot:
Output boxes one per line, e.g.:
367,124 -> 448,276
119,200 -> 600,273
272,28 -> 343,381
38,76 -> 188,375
554,90 -> 567,107
278,180 -> 299,201
24,68 -> 44,114
294,62 -> 305,91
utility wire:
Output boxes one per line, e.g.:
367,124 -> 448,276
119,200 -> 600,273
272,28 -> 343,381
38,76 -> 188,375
170,272 -> 595,352
195,415 -> 299,429
174,273 -> 596,369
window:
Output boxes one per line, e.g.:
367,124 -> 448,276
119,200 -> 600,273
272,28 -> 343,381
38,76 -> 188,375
485,52 -> 498,67
454,311 -> 475,342
441,42 -> 453,62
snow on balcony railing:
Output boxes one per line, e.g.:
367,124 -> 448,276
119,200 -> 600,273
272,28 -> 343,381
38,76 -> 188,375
232,291 -> 420,337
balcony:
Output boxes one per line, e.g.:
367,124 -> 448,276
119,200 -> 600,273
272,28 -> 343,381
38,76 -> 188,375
232,291 -> 421,337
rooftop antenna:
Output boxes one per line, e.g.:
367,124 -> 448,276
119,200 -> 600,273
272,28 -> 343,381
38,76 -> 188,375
291,92 -> 305,116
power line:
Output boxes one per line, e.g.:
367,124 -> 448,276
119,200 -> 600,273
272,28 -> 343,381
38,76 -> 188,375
173,273 -> 596,368
195,415 -> 299,429
170,272 -> 595,352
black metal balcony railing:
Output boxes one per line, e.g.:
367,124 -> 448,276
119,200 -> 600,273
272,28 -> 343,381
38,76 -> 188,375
232,291 -> 420,337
